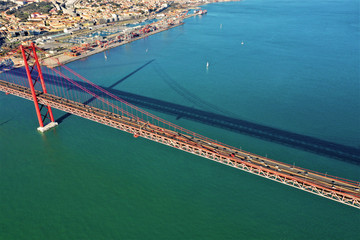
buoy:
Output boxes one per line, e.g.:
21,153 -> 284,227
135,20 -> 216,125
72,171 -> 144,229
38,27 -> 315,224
134,134 -> 139,138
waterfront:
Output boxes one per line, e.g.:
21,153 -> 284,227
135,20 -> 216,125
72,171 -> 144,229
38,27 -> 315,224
43,20 -> 188,67
1,0 -> 359,239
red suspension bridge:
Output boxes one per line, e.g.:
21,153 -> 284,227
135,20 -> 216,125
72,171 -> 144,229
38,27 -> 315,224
0,43 -> 359,209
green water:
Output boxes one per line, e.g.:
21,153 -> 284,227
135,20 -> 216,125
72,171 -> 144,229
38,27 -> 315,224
1,0 -> 359,239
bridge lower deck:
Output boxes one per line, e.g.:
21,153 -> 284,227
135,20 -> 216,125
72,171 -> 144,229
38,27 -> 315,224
1,79 -> 359,209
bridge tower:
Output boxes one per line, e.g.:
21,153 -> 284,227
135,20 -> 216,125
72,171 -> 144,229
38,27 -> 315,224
20,42 -> 58,132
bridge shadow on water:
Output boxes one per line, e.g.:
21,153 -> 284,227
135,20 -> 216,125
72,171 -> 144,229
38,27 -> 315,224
0,118 -> 13,126
55,59 -> 155,123
5,67 -> 360,164
92,87 -> 360,165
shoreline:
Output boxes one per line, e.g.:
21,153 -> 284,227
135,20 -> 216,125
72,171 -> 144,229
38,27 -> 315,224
43,21 -> 188,68
42,0 -> 243,68
43,13 -> 199,68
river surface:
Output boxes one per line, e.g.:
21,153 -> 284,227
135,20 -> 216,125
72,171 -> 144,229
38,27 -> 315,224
1,0 -> 359,239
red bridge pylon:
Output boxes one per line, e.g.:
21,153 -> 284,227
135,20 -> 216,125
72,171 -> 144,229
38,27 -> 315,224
20,42 -> 57,132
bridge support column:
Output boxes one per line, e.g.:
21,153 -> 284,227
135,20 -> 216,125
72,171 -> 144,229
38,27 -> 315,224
20,44 -> 57,132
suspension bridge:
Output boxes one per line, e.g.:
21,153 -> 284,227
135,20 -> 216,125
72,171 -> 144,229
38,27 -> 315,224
0,43 -> 359,209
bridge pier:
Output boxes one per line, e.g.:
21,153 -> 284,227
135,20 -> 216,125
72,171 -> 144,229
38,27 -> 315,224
20,43 -> 57,132
37,122 -> 58,133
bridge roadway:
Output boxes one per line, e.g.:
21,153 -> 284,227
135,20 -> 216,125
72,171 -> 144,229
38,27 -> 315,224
1,79 -> 359,209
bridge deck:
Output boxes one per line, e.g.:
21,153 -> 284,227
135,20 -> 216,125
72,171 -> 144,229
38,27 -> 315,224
1,79 -> 359,209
